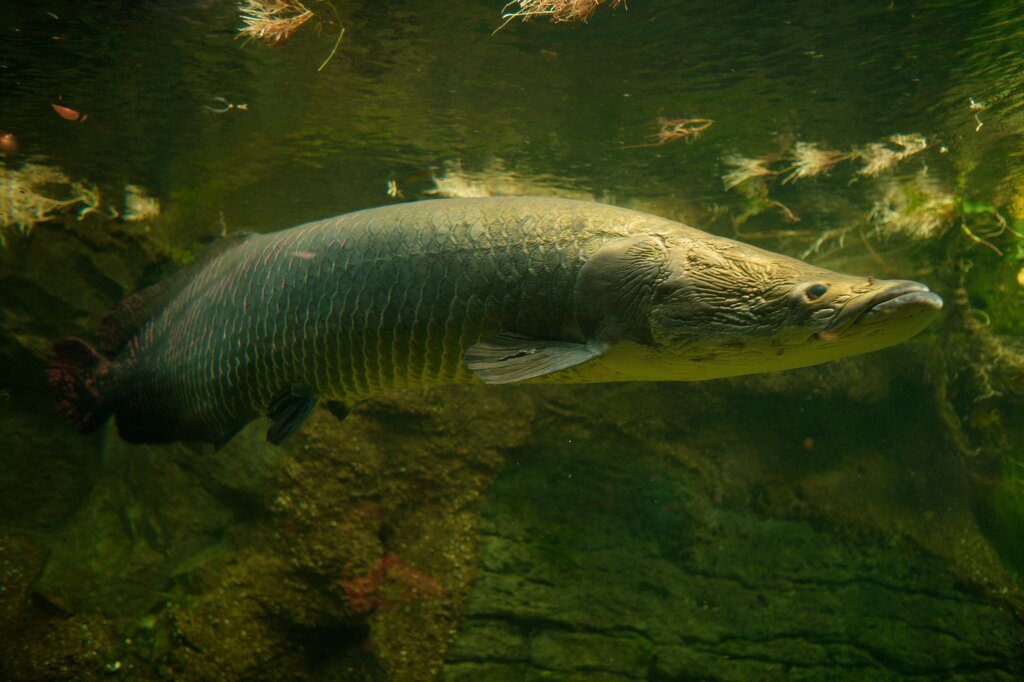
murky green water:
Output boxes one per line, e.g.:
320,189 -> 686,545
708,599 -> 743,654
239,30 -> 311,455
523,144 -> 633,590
2,1 -> 1023,679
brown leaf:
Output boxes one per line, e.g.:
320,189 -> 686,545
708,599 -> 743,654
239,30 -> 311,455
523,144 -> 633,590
51,103 -> 85,121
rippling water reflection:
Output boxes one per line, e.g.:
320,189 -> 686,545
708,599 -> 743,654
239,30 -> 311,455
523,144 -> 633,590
2,1 -> 1022,236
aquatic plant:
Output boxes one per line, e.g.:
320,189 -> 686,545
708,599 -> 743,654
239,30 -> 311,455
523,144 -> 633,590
725,163 -> 801,228
499,0 -> 623,25
722,133 -> 939,256
428,162 -> 493,198
781,142 -> 850,184
237,0 -> 314,44
723,133 -> 929,192
802,173 -> 957,258
237,0 -> 345,71
868,171 -> 956,241
427,160 -> 593,200
0,162 -> 101,246
855,133 -> 928,177
122,185 -> 160,223
803,178 -> 1021,263
722,155 -> 778,191
955,198 -> 1023,258
626,118 -> 715,149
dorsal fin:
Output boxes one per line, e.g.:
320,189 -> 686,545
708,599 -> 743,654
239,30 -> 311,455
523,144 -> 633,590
97,233 -> 252,356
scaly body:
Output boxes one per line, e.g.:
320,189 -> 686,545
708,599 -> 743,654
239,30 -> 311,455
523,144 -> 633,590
49,197 -> 942,445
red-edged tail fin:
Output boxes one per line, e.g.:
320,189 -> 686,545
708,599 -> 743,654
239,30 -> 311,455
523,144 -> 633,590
47,338 -> 117,433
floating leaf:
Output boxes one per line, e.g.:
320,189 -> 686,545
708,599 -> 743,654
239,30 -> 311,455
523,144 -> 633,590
51,103 -> 86,122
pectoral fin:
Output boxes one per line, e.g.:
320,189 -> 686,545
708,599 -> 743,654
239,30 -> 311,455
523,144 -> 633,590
267,384 -> 318,445
464,333 -> 603,384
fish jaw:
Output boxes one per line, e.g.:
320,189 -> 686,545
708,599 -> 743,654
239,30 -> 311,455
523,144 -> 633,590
853,283 -> 944,325
816,280 -> 942,345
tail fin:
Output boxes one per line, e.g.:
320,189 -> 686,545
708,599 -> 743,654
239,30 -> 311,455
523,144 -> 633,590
47,338 -> 118,434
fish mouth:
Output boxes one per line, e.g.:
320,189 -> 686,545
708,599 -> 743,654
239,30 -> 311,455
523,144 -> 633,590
821,281 -> 943,340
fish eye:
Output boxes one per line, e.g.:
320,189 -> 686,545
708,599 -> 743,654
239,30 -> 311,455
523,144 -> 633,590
805,283 -> 829,300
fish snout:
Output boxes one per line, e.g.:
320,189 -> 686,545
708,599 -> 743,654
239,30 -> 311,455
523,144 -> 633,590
817,279 -> 942,341
857,280 -> 943,325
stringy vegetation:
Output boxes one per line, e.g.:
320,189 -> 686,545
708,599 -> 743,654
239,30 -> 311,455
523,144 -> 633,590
723,133 -> 928,193
0,162 -> 101,246
499,0 -> 623,27
237,0 -> 345,71
238,0 -> 314,43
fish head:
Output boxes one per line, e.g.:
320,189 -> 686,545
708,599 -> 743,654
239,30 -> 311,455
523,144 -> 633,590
641,236 -> 943,379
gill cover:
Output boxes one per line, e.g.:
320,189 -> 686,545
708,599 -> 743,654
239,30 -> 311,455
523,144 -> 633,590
574,235 -> 669,344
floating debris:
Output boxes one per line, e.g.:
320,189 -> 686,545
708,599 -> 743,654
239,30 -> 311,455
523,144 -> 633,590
968,96 -> 986,131
626,117 -> 715,149
0,132 -> 17,154
869,171 -> 956,241
203,96 -> 249,114
428,162 -> 492,198
499,0 -> 623,26
237,0 -> 314,44
0,162 -> 102,245
428,160 -> 593,200
781,142 -> 850,184
722,155 -> 778,191
51,103 -> 87,122
237,0 -> 345,72
856,134 -> 927,176
122,184 -> 160,222
655,117 -> 714,145
725,133 -> 930,195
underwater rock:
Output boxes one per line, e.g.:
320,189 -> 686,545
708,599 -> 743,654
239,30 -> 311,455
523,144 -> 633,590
0,535 -> 124,681
22,386 -> 533,679
35,436 -> 239,615
440,392 -> 1024,680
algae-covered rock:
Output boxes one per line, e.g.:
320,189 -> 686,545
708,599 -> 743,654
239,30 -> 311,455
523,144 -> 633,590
441,379 -> 1024,680
20,385 -> 534,679
0,534 -> 126,681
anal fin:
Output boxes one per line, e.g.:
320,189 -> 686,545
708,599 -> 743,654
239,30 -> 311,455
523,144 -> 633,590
267,384 -> 318,445
464,333 -> 603,385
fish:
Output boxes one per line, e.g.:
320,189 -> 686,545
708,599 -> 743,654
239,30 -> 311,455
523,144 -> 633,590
47,196 -> 942,446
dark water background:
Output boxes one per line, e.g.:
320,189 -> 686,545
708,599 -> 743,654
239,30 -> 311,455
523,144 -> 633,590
1,1 -> 1023,679
3,0 -> 1021,231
